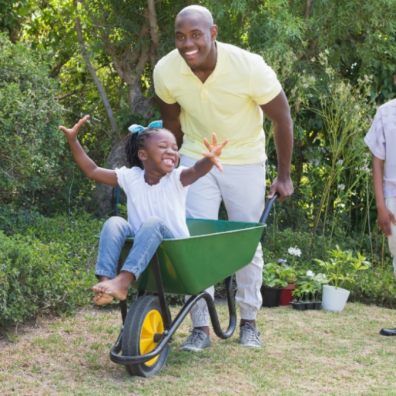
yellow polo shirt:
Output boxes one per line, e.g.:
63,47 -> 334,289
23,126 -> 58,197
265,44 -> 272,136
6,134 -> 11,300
153,42 -> 282,164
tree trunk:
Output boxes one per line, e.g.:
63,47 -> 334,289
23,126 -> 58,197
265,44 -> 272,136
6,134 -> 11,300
92,136 -> 129,216
305,0 -> 314,19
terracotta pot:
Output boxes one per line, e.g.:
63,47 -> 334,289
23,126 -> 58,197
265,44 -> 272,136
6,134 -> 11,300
279,283 -> 296,305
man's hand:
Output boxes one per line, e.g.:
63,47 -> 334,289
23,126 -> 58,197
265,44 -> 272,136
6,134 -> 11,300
202,133 -> 228,171
269,176 -> 294,201
59,115 -> 90,141
377,206 -> 396,236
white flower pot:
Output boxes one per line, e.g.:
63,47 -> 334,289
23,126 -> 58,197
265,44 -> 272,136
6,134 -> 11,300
322,284 -> 350,312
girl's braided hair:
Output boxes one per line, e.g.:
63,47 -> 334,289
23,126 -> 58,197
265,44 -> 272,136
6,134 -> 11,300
125,128 -> 162,169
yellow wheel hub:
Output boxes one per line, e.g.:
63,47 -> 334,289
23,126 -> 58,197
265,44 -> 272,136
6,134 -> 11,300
139,309 -> 164,366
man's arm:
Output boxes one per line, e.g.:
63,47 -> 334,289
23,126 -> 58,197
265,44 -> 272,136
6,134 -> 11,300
260,90 -> 294,200
373,155 -> 395,236
156,96 -> 184,148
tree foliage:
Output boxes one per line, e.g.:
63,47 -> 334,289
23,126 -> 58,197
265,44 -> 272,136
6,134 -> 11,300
0,33 -> 65,210
1,0 -> 396,248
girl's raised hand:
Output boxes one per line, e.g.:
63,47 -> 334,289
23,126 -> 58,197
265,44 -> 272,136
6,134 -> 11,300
59,115 -> 90,141
202,133 -> 228,171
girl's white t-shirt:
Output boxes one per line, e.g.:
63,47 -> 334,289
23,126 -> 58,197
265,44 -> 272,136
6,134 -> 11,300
115,166 -> 190,238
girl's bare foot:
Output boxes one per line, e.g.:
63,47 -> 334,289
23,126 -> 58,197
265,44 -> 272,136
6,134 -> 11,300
92,272 -> 135,305
93,292 -> 114,306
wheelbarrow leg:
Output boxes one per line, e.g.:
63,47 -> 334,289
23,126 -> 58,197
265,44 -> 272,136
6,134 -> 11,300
151,253 -> 172,329
202,275 -> 237,339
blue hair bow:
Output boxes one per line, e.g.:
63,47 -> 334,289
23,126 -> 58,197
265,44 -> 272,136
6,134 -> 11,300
128,120 -> 163,134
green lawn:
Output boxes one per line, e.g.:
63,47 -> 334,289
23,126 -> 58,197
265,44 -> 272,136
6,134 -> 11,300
1,302 -> 396,395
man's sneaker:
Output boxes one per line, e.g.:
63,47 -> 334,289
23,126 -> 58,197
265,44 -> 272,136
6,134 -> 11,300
239,322 -> 261,348
180,328 -> 211,352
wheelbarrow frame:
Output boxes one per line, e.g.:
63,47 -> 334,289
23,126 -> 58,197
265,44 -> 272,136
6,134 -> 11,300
109,195 -> 277,373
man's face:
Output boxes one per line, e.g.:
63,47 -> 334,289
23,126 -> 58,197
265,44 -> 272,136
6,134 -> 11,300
175,13 -> 217,70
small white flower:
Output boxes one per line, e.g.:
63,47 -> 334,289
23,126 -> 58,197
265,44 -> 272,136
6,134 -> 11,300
337,159 -> 344,166
338,184 -> 345,191
359,164 -> 369,172
288,247 -> 302,257
306,270 -> 314,278
314,273 -> 328,284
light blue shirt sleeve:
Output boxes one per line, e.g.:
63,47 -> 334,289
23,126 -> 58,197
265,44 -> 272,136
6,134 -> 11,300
364,108 -> 385,160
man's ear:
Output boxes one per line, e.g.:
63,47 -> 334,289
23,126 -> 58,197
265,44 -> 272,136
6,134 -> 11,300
210,25 -> 218,41
138,149 -> 148,161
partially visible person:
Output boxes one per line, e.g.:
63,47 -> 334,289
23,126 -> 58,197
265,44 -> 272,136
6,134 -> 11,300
364,68 -> 396,337
59,116 -> 227,305
153,5 -> 293,350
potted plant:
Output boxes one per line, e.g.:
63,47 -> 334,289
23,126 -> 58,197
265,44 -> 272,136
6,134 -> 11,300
315,245 -> 370,312
261,262 -> 288,307
278,264 -> 297,305
276,246 -> 302,305
292,270 -> 327,310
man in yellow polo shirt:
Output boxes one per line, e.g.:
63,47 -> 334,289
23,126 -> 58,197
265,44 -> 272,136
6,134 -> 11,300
153,4 -> 294,350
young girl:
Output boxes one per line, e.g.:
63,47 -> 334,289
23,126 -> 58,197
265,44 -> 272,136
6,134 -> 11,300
59,115 -> 227,305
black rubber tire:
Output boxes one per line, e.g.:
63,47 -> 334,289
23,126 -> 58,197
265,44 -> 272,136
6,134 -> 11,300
122,295 -> 169,377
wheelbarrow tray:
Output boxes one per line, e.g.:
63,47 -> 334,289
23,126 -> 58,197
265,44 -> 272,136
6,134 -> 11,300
125,218 -> 265,295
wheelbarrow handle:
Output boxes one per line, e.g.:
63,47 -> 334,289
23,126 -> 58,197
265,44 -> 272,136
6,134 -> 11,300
259,193 -> 279,224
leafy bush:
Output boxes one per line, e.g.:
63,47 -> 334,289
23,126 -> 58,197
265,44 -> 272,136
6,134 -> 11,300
350,266 -> 396,308
0,210 -> 103,330
0,33 -> 66,211
262,227 -> 332,270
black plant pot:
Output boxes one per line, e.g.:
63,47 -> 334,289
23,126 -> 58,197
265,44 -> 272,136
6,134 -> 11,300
261,286 -> 281,307
314,301 -> 322,309
291,301 -> 306,310
291,300 -> 322,310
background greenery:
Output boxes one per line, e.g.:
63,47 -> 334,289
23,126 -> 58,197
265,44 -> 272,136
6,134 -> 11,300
1,0 -> 396,328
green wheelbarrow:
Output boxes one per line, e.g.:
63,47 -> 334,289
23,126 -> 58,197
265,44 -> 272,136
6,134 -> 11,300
109,195 -> 277,377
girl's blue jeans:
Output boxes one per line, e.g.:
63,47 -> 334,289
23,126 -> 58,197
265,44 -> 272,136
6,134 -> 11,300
95,216 -> 174,280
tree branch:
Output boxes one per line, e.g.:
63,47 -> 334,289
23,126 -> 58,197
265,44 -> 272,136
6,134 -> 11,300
74,0 -> 118,136
305,0 -> 314,19
147,0 -> 160,65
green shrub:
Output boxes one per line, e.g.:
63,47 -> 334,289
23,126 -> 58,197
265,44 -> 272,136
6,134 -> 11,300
0,211 -> 103,330
350,265 -> 396,308
262,227 -> 332,270
0,33 -> 66,211
0,232 -> 90,328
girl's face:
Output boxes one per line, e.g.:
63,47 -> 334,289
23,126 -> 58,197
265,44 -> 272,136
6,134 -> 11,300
139,130 -> 180,174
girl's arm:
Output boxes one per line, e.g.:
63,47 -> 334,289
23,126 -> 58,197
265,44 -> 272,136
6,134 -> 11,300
59,115 -> 118,187
180,133 -> 228,187
373,155 -> 396,236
